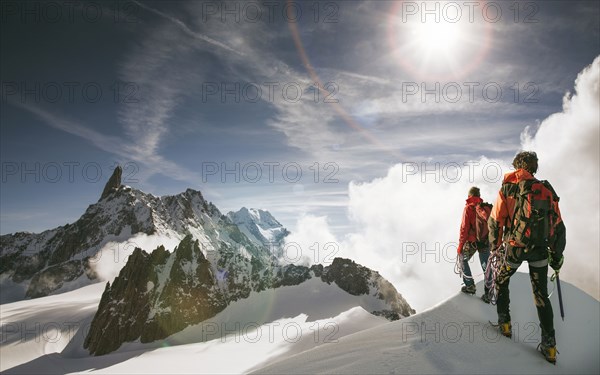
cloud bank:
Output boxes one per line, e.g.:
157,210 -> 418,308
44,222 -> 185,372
521,56 -> 600,300
287,56 -> 600,311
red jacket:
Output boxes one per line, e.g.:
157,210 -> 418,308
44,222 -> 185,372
457,196 -> 483,253
489,169 -> 565,252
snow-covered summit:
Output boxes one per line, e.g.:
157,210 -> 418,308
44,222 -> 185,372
0,170 -> 273,303
227,207 -> 289,246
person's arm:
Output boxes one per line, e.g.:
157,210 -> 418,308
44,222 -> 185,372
457,206 -> 470,254
488,187 -> 509,251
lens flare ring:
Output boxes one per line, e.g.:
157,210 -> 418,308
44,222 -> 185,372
386,0 -> 493,81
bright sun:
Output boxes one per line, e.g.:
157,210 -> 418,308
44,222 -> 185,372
414,21 -> 464,54
389,9 -> 491,80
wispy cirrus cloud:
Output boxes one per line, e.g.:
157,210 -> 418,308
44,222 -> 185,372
104,0 -> 553,182
12,101 -> 205,188
130,0 -> 244,56
9,0 -> 561,191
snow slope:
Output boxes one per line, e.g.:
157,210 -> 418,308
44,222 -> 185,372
253,273 -> 600,374
1,273 -> 598,374
1,277 -> 390,374
0,283 -> 106,372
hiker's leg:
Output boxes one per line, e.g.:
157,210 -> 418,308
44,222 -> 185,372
462,244 -> 476,286
478,244 -> 491,293
497,246 -> 521,324
529,262 -> 555,344
496,264 -> 518,323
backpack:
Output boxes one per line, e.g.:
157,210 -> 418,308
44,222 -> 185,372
509,179 -> 557,248
473,202 -> 493,244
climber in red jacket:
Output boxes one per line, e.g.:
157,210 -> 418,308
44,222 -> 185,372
457,186 -> 492,303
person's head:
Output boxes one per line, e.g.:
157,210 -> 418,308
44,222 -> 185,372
468,186 -> 480,197
512,151 -> 539,175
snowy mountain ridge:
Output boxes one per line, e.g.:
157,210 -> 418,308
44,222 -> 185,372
82,235 -> 414,355
1,166 -> 415,359
227,207 -> 289,247
1,274 -> 597,374
0,167 -> 285,303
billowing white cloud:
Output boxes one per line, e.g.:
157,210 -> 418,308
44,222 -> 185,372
283,158 -> 510,311
283,214 -> 340,266
341,159 -> 511,312
521,56 -> 600,299
287,56 -> 599,311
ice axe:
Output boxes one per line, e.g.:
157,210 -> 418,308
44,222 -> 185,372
552,271 -> 565,321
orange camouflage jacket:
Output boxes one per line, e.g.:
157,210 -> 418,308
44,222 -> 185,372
488,169 -> 566,259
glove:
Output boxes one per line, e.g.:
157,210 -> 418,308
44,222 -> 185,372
549,254 -> 564,271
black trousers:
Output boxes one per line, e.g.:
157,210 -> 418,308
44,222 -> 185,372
496,245 -> 555,342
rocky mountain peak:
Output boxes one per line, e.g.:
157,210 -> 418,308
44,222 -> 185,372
236,207 -> 277,225
227,207 -> 289,246
1,168 -> 238,302
100,166 -> 122,200
83,233 -> 414,355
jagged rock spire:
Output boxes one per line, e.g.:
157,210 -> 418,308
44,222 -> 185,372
100,166 -> 122,200
83,234 -> 415,356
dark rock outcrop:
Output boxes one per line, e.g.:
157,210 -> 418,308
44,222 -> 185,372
321,258 -> 371,295
321,258 -> 415,318
142,237 -> 226,343
83,249 -> 154,356
84,237 -> 228,355
100,166 -> 122,200
84,242 -> 226,355
84,235 -> 414,356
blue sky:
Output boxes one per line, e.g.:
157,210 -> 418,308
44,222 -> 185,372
1,0 -> 599,236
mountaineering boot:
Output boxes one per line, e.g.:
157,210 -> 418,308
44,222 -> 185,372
500,322 -> 512,338
480,293 -> 490,304
461,285 -> 476,295
539,336 -> 557,364
540,345 -> 557,364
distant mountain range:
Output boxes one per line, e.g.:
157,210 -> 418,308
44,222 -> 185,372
0,166 -> 415,356
0,166 -> 285,302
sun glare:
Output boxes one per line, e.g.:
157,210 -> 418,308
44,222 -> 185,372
387,3 -> 492,80
415,21 -> 464,54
